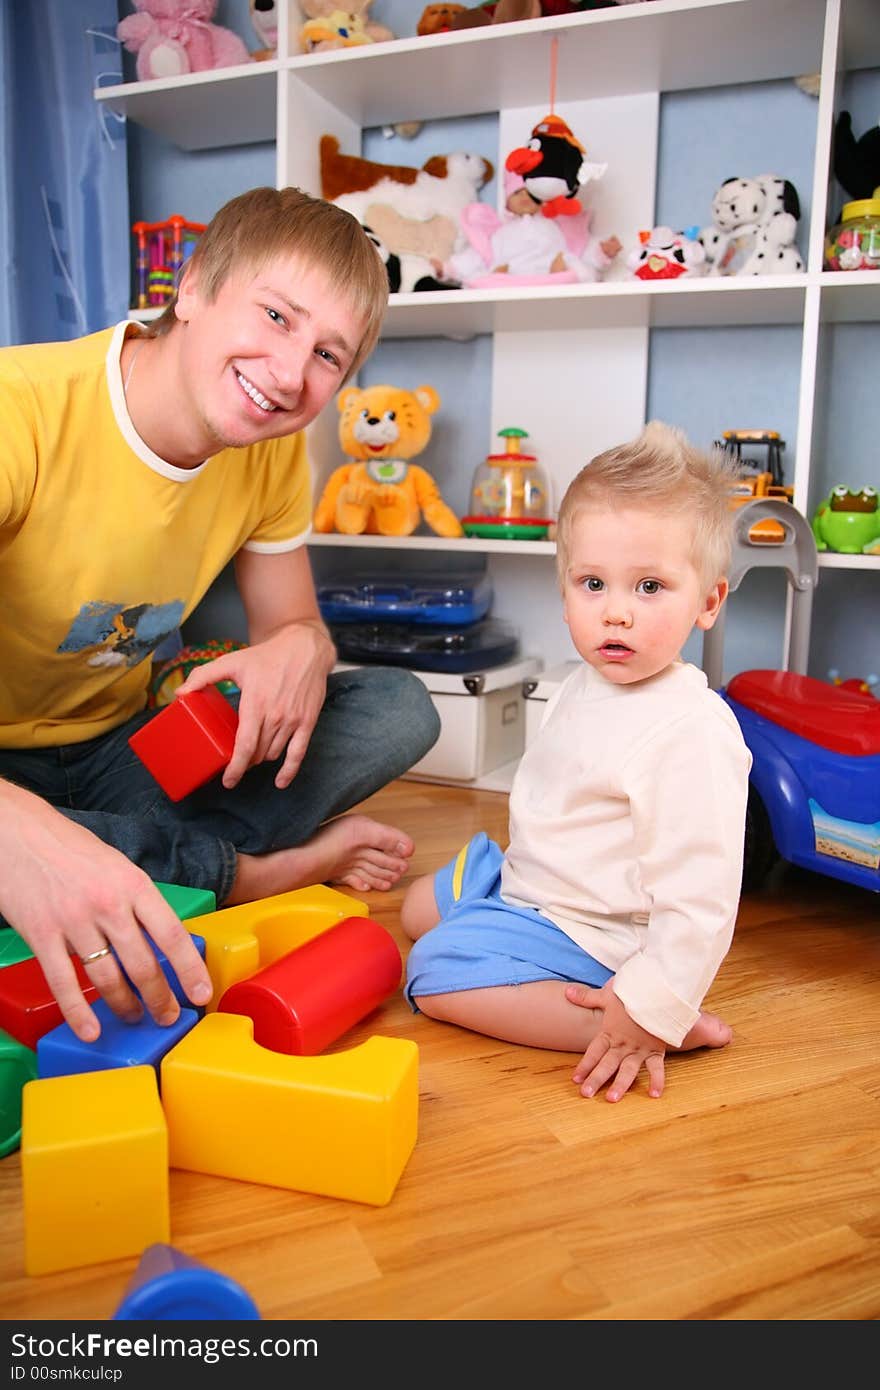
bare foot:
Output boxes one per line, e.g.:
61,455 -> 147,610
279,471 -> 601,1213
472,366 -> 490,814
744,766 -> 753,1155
678,1010 -> 732,1051
226,814 -> 414,904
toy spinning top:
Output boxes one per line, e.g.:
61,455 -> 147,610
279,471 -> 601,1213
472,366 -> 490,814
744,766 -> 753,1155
462,427 -> 554,540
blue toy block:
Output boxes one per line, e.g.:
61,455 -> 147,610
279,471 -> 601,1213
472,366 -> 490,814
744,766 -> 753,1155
0,928 -> 207,1006
114,1242 -> 261,1319
149,934 -> 207,1008
37,1000 -> 198,1081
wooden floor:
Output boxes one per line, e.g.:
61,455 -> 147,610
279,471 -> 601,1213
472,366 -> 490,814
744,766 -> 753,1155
2,778 -> 879,1322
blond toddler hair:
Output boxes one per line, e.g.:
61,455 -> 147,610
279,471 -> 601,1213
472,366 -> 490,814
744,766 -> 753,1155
556,420 -> 739,590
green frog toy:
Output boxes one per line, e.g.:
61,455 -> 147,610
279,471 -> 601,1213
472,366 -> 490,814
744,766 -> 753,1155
811,485 -> 880,553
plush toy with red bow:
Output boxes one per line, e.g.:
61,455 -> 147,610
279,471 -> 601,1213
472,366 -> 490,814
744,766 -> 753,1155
117,0 -> 251,82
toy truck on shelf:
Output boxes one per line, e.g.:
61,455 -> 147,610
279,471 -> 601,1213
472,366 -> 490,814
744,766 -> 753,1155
716,430 -> 794,543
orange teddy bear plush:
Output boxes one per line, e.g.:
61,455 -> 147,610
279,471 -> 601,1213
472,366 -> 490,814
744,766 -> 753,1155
313,383 -> 463,538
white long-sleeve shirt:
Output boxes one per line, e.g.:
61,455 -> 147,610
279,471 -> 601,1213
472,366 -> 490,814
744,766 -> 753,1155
501,661 -> 752,1045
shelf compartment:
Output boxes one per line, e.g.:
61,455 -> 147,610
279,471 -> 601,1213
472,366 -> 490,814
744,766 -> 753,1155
382,276 -> 810,339
130,275 -> 868,336
308,533 -> 556,557
94,61 -> 278,151
282,0 -> 832,129
817,272 -> 880,324
93,1 -> 879,157
817,552 -> 880,571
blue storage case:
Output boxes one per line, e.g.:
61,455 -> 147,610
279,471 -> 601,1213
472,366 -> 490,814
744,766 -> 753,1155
318,572 -> 492,626
329,618 -> 519,674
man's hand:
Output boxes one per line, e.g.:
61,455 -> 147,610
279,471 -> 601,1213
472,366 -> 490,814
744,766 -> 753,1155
1,784 -> 213,1043
176,620 -> 334,791
565,981 -> 667,1102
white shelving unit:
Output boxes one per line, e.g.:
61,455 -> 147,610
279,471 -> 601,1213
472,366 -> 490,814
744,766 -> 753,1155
101,0 -> 879,786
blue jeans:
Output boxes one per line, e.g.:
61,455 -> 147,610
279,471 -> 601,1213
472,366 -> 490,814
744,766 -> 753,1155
0,667 -> 440,911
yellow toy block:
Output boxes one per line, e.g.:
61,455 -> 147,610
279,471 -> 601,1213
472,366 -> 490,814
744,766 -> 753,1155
186,884 -> 367,1010
162,1013 -> 418,1207
21,1066 -> 169,1276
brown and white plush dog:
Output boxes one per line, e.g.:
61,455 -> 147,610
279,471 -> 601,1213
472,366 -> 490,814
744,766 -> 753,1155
321,134 -> 493,238
319,135 -> 493,291
320,133 -> 493,205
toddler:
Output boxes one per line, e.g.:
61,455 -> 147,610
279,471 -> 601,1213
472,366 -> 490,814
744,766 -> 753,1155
402,420 -> 752,1102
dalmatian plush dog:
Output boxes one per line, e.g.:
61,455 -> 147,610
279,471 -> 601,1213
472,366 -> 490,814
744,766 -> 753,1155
699,175 -> 805,276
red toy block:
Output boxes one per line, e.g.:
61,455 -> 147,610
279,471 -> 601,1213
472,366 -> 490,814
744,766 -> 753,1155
128,688 -> 238,801
0,956 -> 100,1050
217,916 -> 402,1055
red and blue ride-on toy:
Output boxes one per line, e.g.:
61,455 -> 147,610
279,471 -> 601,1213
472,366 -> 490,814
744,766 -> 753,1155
703,497 -> 879,893
720,669 -> 880,893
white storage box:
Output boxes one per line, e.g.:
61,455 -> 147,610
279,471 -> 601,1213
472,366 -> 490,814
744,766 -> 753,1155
336,658 -> 540,785
523,661 -> 579,747
407,656 -> 539,783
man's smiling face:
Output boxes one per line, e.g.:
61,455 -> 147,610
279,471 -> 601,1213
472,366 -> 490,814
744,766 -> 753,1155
173,254 -> 366,457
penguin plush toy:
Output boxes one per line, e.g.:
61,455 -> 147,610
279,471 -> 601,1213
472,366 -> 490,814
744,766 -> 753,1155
505,113 -> 606,218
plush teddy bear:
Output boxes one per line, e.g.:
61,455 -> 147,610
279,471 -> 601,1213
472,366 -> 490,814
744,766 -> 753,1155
117,0 -> 252,82
417,4 -> 469,33
313,384 -> 463,537
299,2 -> 394,53
698,175 -> 804,276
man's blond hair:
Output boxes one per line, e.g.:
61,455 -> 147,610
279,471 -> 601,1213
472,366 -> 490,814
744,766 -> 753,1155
147,186 -> 388,381
555,420 -> 739,590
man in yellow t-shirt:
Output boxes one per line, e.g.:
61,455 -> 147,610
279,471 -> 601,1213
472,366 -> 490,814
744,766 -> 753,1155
0,187 -> 440,1043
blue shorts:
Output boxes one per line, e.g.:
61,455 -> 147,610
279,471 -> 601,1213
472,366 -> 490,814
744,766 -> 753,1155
404,832 -> 613,1012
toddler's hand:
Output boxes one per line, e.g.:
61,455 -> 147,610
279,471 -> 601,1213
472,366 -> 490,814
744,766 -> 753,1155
565,982 -> 666,1102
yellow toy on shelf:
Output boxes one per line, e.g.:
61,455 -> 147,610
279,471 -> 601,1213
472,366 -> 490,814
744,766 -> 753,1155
313,382 -> 463,538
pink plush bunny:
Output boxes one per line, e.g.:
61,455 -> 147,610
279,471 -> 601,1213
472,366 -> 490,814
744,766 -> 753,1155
117,0 -> 252,82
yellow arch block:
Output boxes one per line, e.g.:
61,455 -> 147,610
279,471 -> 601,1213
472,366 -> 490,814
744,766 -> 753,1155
21,1066 -> 169,1275
161,1013 -> 417,1207
186,885 -> 367,1010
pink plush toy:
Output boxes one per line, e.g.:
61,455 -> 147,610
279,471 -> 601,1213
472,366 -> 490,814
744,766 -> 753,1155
447,169 -> 621,289
117,1 -> 252,82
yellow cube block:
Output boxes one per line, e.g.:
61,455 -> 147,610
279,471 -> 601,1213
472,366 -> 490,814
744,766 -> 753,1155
186,884 -> 367,1009
162,1013 -> 418,1207
21,1066 -> 169,1276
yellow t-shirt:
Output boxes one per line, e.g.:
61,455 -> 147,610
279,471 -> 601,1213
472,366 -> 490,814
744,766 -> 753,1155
0,322 -> 312,748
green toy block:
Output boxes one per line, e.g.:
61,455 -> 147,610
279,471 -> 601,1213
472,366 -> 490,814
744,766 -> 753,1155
0,930 -> 34,969
0,885 -> 215,973
0,1027 -> 37,1157
156,882 -> 217,920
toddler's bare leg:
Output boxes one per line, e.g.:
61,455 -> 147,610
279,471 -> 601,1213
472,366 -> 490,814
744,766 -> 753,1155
400,872 -> 441,941
415,980 -> 732,1053
414,980 -> 602,1049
